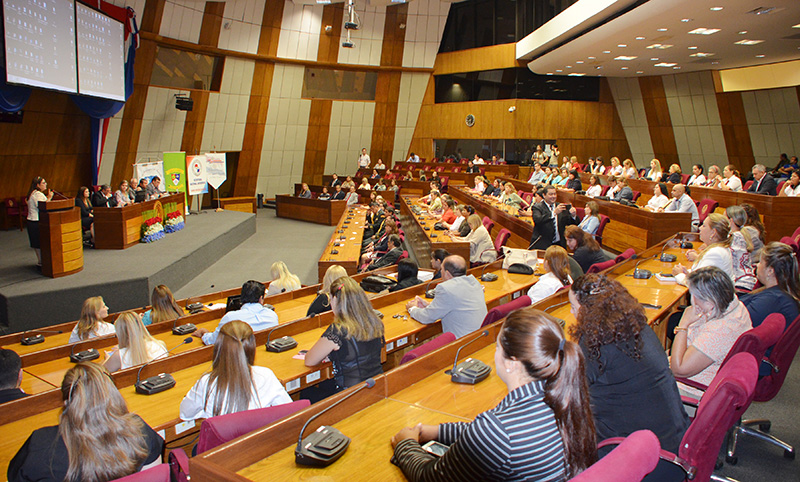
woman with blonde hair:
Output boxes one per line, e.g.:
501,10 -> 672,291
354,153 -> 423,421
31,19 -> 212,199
608,157 -> 623,176
472,175 -> 486,193
104,312 -> 168,372
9,363 -> 163,482
673,213 -> 734,286
141,285 -> 184,326
454,214 -> 496,265
645,159 -> 663,182
180,321 -> 291,420
665,164 -> 682,184
68,296 -> 114,343
527,246 -> 572,304
622,159 -> 637,179
266,261 -> 302,296
307,265 -> 349,316
303,277 -> 385,402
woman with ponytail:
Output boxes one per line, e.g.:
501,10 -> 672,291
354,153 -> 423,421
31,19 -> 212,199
180,321 -> 291,421
391,307 -> 596,481
9,363 -> 163,482
570,274 -> 689,480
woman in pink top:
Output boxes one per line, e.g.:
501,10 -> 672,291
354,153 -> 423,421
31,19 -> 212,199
670,266 -> 752,397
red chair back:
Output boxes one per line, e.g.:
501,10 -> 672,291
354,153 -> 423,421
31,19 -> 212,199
575,207 -> 584,221
600,185 -> 611,196
111,464 -> 171,482
400,332 -> 456,365
696,199 -> 719,224
522,192 -> 534,204
482,216 -> 494,233
435,166 -> 445,172
681,173 -> 691,184
744,180 -> 754,190
196,400 -> 311,454
481,295 -> 531,327
779,236 -> 799,255
595,214 -> 610,244
399,250 -> 409,260
756,314 -> 800,402
494,228 -> 511,254
451,167 -> 461,173
587,259 -> 616,274
630,191 -> 641,202
569,430 -> 660,482
614,248 -> 636,263
678,353 -> 758,482
791,225 -> 800,246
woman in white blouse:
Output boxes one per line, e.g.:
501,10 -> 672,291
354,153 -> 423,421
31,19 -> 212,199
527,246 -> 572,304
719,164 -> 742,191
104,311 -> 168,372
180,321 -> 291,421
472,176 -> 486,194
672,213 -> 734,286
608,157 -> 624,176
585,175 -> 603,198
646,159 -> 663,182
26,176 -> 54,267
622,159 -> 638,179
69,296 -> 115,343
644,183 -> 671,212
687,164 -> 707,186
454,214 -> 496,264
779,171 -> 800,197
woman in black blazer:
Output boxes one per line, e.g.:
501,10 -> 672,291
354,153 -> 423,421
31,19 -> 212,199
75,186 -> 94,245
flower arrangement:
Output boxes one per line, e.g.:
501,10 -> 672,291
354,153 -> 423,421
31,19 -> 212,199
164,208 -> 185,233
141,209 -> 165,243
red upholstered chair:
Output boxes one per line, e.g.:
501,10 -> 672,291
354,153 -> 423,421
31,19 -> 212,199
481,295 -> 531,327
420,158 -> 427,162
728,313 -> 800,461
111,464 -> 171,482
594,214 -> 610,244
779,236 -> 798,256
460,158 -> 468,164
440,176 -> 449,193
600,185 -> 611,196
790,225 -> 800,245
744,180 -> 754,190
601,353 -> 758,482
630,191 -> 641,202
482,216 -> 494,233
777,180 -> 786,193
569,430 -> 660,482
479,167 -> 486,176
587,259 -> 616,274
193,400 -> 311,454
614,248 -> 636,263
400,332 -> 456,365
696,198 -> 719,224
451,166 -> 461,173
3,197 -> 24,231
399,250 -> 409,260
522,192 -> 534,205
679,173 -> 690,184
574,207 -> 584,221
435,166 -> 445,172
423,166 -> 430,171
493,228 -> 511,256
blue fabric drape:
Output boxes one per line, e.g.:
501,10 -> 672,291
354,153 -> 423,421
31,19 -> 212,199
0,65 -> 32,113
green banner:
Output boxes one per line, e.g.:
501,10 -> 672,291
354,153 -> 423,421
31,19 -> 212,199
163,151 -> 188,209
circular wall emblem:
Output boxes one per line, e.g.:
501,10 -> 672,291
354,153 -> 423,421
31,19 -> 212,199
465,114 -> 475,127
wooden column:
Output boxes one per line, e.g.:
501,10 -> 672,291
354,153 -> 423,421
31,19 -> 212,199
639,76 -> 679,167
716,91 -> 755,175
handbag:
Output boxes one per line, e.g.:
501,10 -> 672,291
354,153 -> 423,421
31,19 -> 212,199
501,247 -> 539,270
508,263 -> 534,275
360,275 -> 396,293
433,222 -> 447,230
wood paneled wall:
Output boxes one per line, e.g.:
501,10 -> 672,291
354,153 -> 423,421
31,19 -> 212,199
433,44 -> 520,75
408,77 -> 632,163
638,76 -> 679,167
302,100 -> 333,185
716,91 -> 755,175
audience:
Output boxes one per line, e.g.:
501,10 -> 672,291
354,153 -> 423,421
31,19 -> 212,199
194,281 -> 278,345
747,164 -> 777,195
673,213 -> 733,286
578,201 -> 601,236
664,163 -> 682,184
527,246 -> 572,304
564,225 -> 610,273
103,312 -> 168,372
266,261 -> 302,296
364,234 -> 404,272
622,159 -> 637,179
661,184 -> 700,229
115,181 -> 132,207
298,183 -> 312,198
69,296 -> 115,342
0,349 -> 28,404
611,177 -> 633,203
318,186 -> 331,200
644,183 -> 670,211
307,265 -> 348,317
644,159 -> 663,182
141,285 -> 184,326
454,214 -> 497,265
180,321 -> 291,421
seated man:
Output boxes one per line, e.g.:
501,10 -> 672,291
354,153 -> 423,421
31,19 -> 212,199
193,280 -> 278,345
331,184 -> 346,200
364,235 -> 403,272
92,185 -> 116,208
660,183 -> 700,230
747,164 -> 778,196
406,255 -> 487,338
146,176 -> 166,200
0,349 -> 28,404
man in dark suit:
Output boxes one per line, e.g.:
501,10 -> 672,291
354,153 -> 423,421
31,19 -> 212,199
330,173 -> 342,187
331,184 -> 346,200
365,235 -> 403,271
529,185 -> 578,250
747,164 -> 778,195
0,349 -> 28,404
91,185 -> 116,207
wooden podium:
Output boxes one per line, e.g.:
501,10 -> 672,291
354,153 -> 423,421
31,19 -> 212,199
39,196 -> 83,278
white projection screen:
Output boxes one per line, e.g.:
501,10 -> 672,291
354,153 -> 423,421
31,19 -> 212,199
3,0 -> 78,93
76,2 -> 124,101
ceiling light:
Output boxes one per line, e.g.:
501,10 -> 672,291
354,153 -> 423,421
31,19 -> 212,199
614,55 -> 638,61
621,67 -> 629,70
688,46 -> 698,50
568,73 -> 585,77
636,71 -> 644,74
748,7 -> 775,15
595,66 -> 603,69
647,43 -> 673,50
618,44 -> 627,47
792,24 -> 800,28
546,72 -> 554,75
673,66 -> 681,69
556,69 -> 563,72
566,65 -> 572,68
711,61 -> 719,65
738,31 -> 747,34
657,28 -> 668,32
576,60 -> 584,64
655,62 -> 677,67
735,39 -> 764,45
690,52 -> 715,57
603,50 -> 611,54
588,56 -> 596,60
710,7 -> 723,11
756,54 -> 766,58
635,36 -> 645,40
650,57 -> 659,61
689,28 -> 721,35
681,18 -> 692,23
316,0 -> 331,3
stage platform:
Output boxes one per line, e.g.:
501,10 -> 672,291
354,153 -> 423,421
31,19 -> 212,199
0,210 -> 256,334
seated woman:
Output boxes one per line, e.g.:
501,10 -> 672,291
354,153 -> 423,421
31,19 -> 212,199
541,167 -> 554,185
302,277 -> 385,403
605,175 -> 619,198
389,179 -> 400,194
501,182 -> 525,209
778,171 -> 800,197
554,168 -> 569,187
418,170 -> 427,182
180,321 -> 291,421
141,285 -> 184,326
673,213 -> 733,286
369,169 -> 381,181
426,190 -> 444,215
358,178 -> 372,191
403,169 -> 414,181
665,164 -> 682,184
569,275 -> 690,476
307,265 -> 348,317
375,179 -> 387,191
609,157 -> 624,176
104,312 -> 168,372
435,198 -> 457,225
670,266 -> 752,397
266,261 -> 302,296
527,246 -> 572,304
485,178 -> 501,197
69,296 -> 115,343
585,175 -> 602,198
430,248 -> 450,280
114,180 -> 132,207
75,186 -> 94,244
318,186 -> 331,200
742,203 -> 766,244
726,205 -> 761,291
565,169 -> 582,191
389,259 -> 423,292
453,214 -> 496,265
644,183 -> 671,212
391,308 -> 596,481
472,176 -> 486,193
297,183 -> 312,198
644,159 -> 663,182
622,159 -> 638,179
719,164 -> 742,191
565,225 -> 610,273
578,201 -> 601,235
611,177 -> 633,203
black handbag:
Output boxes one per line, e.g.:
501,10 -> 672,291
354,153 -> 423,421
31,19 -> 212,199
433,222 -> 447,230
508,263 -> 534,275
360,275 -> 396,293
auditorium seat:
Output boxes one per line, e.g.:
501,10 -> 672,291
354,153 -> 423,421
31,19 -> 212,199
481,295 -> 531,327
575,207 -> 584,221
440,177 -> 449,193
744,180 -> 754,190
493,228 -> 511,256
570,430 -> 660,482
400,332 -> 456,365
779,236 -> 798,256
696,199 -> 719,224
451,166 -> 461,173
600,185 -> 611,196
790,225 -> 800,246
111,463 -> 171,482
399,250 -> 409,260
482,216 -> 494,233
587,259 -> 616,274
435,166 -> 445,172
777,180 -> 786,193
681,173 -> 691,184
594,214 -> 610,245
522,192 -> 534,205
615,248 -> 636,263
631,191 -> 641,202
3,197 -> 24,231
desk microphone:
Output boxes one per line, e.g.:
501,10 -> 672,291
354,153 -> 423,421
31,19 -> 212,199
20,329 -> 63,345
265,324 -> 297,352
658,235 -> 679,263
172,312 -> 197,336
295,378 -> 376,467
69,342 -> 99,363
479,250 -> 504,282
423,278 -> 438,299
135,337 -> 192,395
446,330 -> 491,384
632,255 -> 658,279
543,300 -> 569,328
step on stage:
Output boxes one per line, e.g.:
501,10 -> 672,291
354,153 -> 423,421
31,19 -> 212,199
0,210 -> 256,334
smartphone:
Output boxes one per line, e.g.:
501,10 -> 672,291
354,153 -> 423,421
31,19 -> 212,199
422,441 -> 450,457
562,203 -> 572,211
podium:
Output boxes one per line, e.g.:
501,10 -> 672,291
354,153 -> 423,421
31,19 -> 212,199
39,196 -> 83,278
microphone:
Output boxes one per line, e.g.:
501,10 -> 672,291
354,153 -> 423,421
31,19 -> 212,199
295,378 -> 376,467
543,300 -> 569,328
265,324 -> 298,352
135,337 -> 192,395
172,307 -> 197,336
69,342 -> 99,363
479,250 -> 505,282
632,254 -> 658,279
446,331 -> 491,384
658,235 -> 678,263
424,278 -> 437,299
20,329 -> 63,345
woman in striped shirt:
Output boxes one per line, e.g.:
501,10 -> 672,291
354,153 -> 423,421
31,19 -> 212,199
391,308 -> 596,481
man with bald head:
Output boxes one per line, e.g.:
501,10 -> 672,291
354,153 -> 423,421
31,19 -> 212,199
660,183 -> 700,230
405,255 -> 487,338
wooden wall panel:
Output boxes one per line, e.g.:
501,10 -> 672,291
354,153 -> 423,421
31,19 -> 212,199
198,2 -> 225,47
318,5 -> 344,64
433,44 -> 520,75
638,76 -> 679,167
716,91 -> 755,175
303,100 -> 333,185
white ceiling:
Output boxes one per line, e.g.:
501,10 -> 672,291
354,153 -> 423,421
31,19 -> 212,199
522,0 -> 800,77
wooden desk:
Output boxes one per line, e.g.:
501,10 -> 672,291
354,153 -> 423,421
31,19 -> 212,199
275,195 -> 348,226
398,196 -> 470,269
318,205 -> 368,281
38,197 -> 83,278
218,196 -> 257,214
450,186 -> 535,249
94,193 -> 185,249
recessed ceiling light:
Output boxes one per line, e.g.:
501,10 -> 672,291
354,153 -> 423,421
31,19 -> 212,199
735,39 -> 764,45
566,65 -> 572,68
614,55 -> 638,61
690,52 -> 715,57
689,28 -> 721,35
636,71 -> 644,74
657,28 -> 668,32
621,67 -> 629,70
673,66 -> 681,69
756,54 -> 766,58
738,31 -> 747,34
576,60 -> 584,64
635,36 -> 645,40
688,46 -> 698,50
647,43 -> 673,50
711,61 -> 720,65
655,62 -> 677,67
588,56 -> 596,60
618,44 -> 627,48
792,24 -> 800,28
568,73 -> 585,77
710,7 -> 723,11
650,57 -> 659,61
556,69 -> 563,72
681,18 -> 692,23
596,66 -> 603,69
603,50 -> 611,54
546,72 -> 554,75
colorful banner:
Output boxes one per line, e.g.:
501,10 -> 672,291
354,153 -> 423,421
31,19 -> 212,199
186,155 -> 208,196
163,151 -> 188,207
205,152 -> 227,189
133,161 -> 165,186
